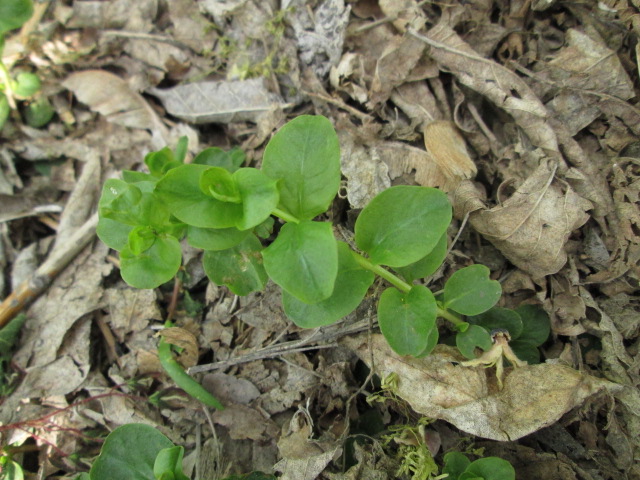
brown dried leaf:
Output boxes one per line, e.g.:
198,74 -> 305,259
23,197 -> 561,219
103,288 -> 161,342
213,404 -> 278,441
423,120 -> 477,184
159,327 -> 199,368
344,334 -> 619,441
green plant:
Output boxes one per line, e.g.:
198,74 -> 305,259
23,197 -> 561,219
75,424 -> 275,480
442,451 -> 515,480
0,0 -> 54,130
97,115 -> 549,369
0,450 -> 25,480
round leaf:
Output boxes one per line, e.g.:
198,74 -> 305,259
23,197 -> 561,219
199,167 -> 241,203
443,452 -> 471,480
355,186 -> 452,267
187,225 -> 250,251
0,0 -> 33,34
203,235 -> 267,296
24,96 -> 54,128
515,304 -> 550,346
194,146 -> 244,172
378,285 -> 437,356
97,217 -> 133,251
462,457 -> 515,480
469,307 -> 523,340
13,72 -> 40,98
456,324 -> 493,359
443,265 -> 502,316
415,326 -> 439,358
262,115 -> 340,220
120,235 -> 182,289
396,232 -> 448,282
89,424 -> 174,480
283,242 -> 374,328
262,221 -> 338,304
234,168 -> 279,230
155,164 -> 243,228
510,340 -> 541,364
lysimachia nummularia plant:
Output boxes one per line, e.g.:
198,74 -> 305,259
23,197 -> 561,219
97,115 -> 549,361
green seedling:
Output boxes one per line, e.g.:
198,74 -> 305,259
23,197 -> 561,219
76,424 -> 275,480
442,451 -> 515,480
0,0 -> 54,130
97,115 -> 550,393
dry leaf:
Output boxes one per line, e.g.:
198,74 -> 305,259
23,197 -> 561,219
423,120 -> 477,185
63,70 -> 169,146
457,160 -> 592,277
213,404 -> 278,441
344,334 -> 619,441
202,372 -> 261,405
159,327 -> 199,368
148,78 -> 285,124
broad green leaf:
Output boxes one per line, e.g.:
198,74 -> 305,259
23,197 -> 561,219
154,446 -> 189,480
174,136 -> 188,163
122,170 -> 155,183
96,217 -> 133,251
515,304 -> 550,346
24,96 -> 54,128
469,307 -> 523,340
282,242 -> 375,328
509,340 -> 540,364
0,314 -> 26,357
442,452 -> 471,480
2,459 -> 24,480
145,147 -> 181,177
262,221 -> 338,304
415,326 -> 439,358
155,164 -> 243,228
262,115 -> 340,220
187,225 -> 250,251
461,457 -> 515,480
396,232 -> 448,282
443,265 -> 502,316
128,226 -> 156,255
234,168 -> 279,230
120,235 -> 182,289
378,285 -> 437,356
203,235 -> 267,296
354,186 -> 451,267
0,0 -> 33,34
199,167 -> 241,203
99,179 -> 170,227
194,146 -> 245,172
456,325 -> 493,359
89,424 -> 174,480
13,72 -> 40,98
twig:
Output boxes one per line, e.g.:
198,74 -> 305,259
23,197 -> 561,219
303,90 -> 373,121
0,212 -> 98,328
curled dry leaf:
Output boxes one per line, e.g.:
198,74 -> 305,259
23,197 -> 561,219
158,327 -> 199,368
343,334 -> 620,441
455,160 -> 592,278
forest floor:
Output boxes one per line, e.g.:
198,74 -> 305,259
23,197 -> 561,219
0,0 -> 639,479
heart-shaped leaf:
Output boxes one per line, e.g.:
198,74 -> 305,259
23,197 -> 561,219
282,242 -> 374,328
515,304 -> 550,346
456,324 -> 493,359
378,285 -> 437,356
461,457 -> 515,480
395,232 -> 448,282
262,115 -> 340,221
154,446 -> 189,480
355,186 -> 451,267
120,235 -> 182,289
262,221 -> 338,304
442,452 -> 471,480
443,265 -> 502,316
469,307 -> 523,339
0,0 -> 33,34
193,146 -> 244,172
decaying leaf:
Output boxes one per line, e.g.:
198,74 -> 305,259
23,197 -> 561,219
213,404 -> 278,442
159,327 -> 199,368
456,160 -> 592,278
423,120 -> 477,187
343,334 -> 619,441
63,70 -> 169,141
148,78 -> 286,124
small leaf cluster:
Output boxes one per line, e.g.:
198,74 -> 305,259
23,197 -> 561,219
98,115 -> 549,360
0,0 -> 54,130
76,424 -> 275,480
443,452 -> 515,480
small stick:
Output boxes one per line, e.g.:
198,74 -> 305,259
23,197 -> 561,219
0,212 -> 98,328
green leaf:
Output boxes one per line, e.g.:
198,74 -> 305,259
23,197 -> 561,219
262,115 -> 340,220
122,170 -> 155,183
128,226 -> 156,255
0,0 -> 33,34
378,285 -> 437,356
0,94 -> 10,130
262,221 -> 338,304
469,307 -> 523,340
89,424 -> 175,480
187,225 -> 250,251
234,168 -> 279,230
442,452 -> 471,480
509,340 -> 540,364
282,242 -> 375,328
443,265 -> 502,316
199,167 -> 241,203
254,217 -> 274,239
396,232 -> 448,282
145,147 -> 181,177
203,235 -> 267,296
96,217 -> 133,251
13,72 -> 40,98
155,164 -> 243,228
153,446 -> 189,480
456,325 -> 493,359
194,146 -> 244,172
355,186 -> 452,267
99,179 -> 170,227
2,459 -> 24,480
461,457 -> 515,480
0,314 -> 26,357
24,95 -> 55,128
120,235 -> 182,289
416,326 -> 439,357
515,304 -> 550,346
174,136 -> 188,163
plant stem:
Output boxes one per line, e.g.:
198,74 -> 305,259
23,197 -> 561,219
351,252 -> 412,293
436,307 -> 465,326
271,207 -> 299,224
0,59 -> 17,109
